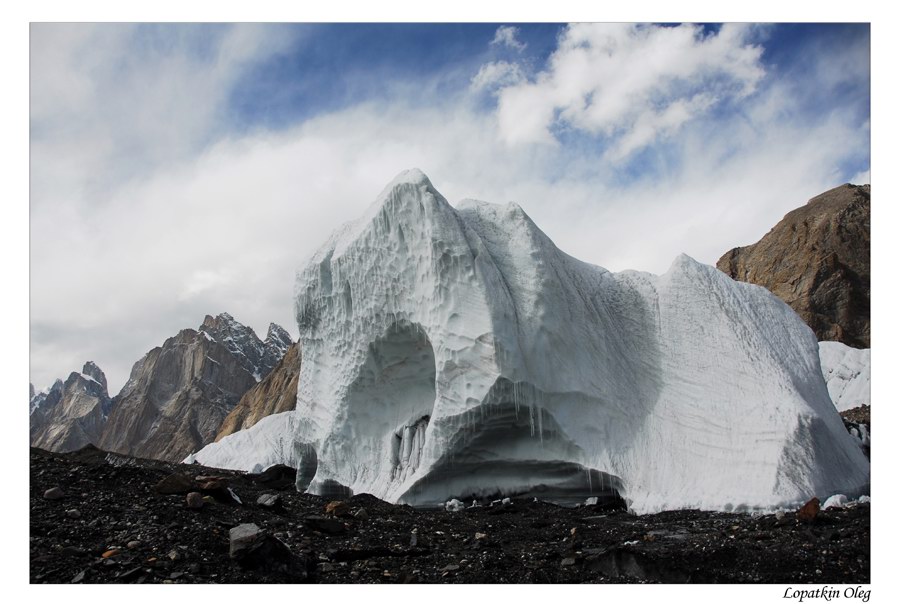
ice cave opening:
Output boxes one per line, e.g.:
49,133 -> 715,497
341,320 -> 437,487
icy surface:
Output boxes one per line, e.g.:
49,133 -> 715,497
822,494 -> 848,510
191,169 -> 869,514
818,342 -> 871,412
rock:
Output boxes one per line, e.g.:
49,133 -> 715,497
168,549 -> 182,561
717,184 -> 870,348
185,492 -> 204,509
257,493 -> 282,508
127,540 -> 141,549
303,516 -> 346,535
153,473 -> 194,495
229,523 -> 263,558
101,549 -> 120,558
475,532 -> 487,540
353,508 -> 370,520
775,510 -> 785,520
561,557 -> 576,567
797,497 -> 821,522
325,500 -> 351,517
439,564 -> 460,573
43,487 -> 64,500
70,570 -> 85,583
248,464 -> 298,490
229,522 -> 306,578
217,343 -> 301,441
65,509 -> 81,518
585,497 -> 599,506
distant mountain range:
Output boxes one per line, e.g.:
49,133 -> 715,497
30,313 -> 298,461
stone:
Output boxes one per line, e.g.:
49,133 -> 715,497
353,508 -> 370,520
65,509 -> 81,518
101,549 -> 120,558
127,540 -> 141,549
153,474 -> 195,495
475,532 -> 487,540
43,487 -> 64,500
71,570 -> 85,583
585,497 -> 599,506
797,497 -> 821,523
229,523 -> 263,558
185,492 -> 204,509
325,500 -> 351,517
561,557 -> 576,567
257,493 -> 282,508
229,523 -> 306,578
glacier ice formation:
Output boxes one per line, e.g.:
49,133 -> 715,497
818,341 -> 871,412
189,169 -> 870,514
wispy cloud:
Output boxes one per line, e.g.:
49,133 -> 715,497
490,25 -> 527,52
29,23 -> 869,392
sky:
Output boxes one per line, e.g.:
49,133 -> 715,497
29,22 -> 871,394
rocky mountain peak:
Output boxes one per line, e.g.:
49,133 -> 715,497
717,183 -> 870,348
80,361 -> 108,392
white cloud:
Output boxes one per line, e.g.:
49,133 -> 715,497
850,169 -> 870,185
470,60 -> 526,92
490,25 -> 526,52
491,23 -> 764,154
29,24 -> 869,395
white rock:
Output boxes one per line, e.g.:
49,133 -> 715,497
585,497 -> 599,506
189,169 -> 870,514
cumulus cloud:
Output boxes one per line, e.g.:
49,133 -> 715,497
29,24 -> 869,394
470,60 -> 526,92
491,23 -> 765,155
490,25 -> 526,52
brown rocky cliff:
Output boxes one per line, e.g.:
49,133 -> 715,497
717,184 -> 870,348
98,327 -> 260,462
215,342 -> 301,441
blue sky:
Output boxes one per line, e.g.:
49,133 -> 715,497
30,22 -> 871,392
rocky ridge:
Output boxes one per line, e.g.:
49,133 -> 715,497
31,313 -> 294,462
30,363 -> 113,453
216,342 -> 301,442
97,314 -> 292,462
717,184 -> 870,348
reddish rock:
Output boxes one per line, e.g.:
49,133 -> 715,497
797,497 -> 821,522
325,501 -> 351,517
717,184 -> 870,348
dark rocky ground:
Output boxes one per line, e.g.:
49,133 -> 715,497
30,445 -> 869,584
